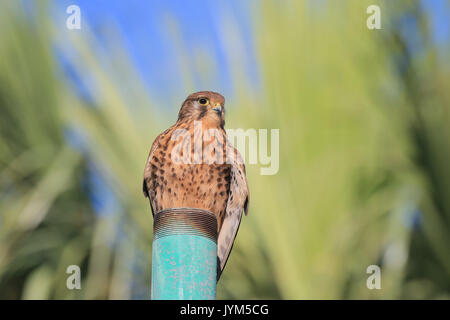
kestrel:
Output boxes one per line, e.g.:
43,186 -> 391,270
142,91 -> 249,280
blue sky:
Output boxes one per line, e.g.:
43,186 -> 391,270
44,0 -> 450,105
49,0 -> 448,104
53,0 -> 260,102
422,0 -> 450,45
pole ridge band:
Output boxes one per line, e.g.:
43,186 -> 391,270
153,207 -> 218,243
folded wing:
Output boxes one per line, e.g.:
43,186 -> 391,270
217,143 -> 249,280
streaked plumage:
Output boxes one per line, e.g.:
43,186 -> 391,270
142,91 -> 249,280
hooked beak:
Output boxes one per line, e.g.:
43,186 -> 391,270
212,105 -> 222,115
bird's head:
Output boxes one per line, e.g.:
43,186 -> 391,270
178,91 -> 225,128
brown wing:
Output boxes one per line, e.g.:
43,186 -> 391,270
142,128 -> 172,215
217,143 -> 249,280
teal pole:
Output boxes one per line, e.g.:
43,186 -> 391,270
151,208 -> 217,300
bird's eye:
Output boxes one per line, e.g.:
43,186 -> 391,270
198,98 -> 209,105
